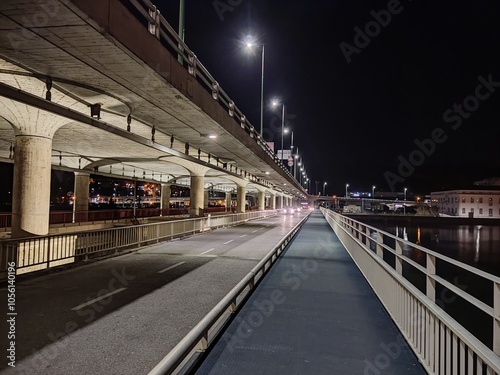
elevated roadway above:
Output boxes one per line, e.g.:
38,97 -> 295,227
0,0 -> 307,237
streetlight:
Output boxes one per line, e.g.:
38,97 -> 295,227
245,37 -> 265,137
404,187 -> 407,215
372,185 -> 376,199
346,183 -> 349,198
323,182 -> 327,196
272,100 -> 285,161
178,0 -> 185,64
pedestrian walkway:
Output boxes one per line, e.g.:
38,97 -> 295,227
194,211 -> 427,374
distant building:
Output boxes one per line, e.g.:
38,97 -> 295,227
430,189 -> 500,218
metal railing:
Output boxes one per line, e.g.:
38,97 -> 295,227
124,0 -> 301,188
147,212 -> 310,375
320,207 -> 500,375
0,210 -> 277,280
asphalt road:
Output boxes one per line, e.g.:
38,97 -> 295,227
0,213 -> 306,375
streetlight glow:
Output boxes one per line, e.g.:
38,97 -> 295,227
346,183 -> 349,198
244,36 -> 265,137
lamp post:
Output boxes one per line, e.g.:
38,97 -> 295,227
272,101 -> 285,161
178,0 -> 185,64
346,183 -> 349,198
245,39 -> 265,137
372,185 -> 376,199
323,182 -> 327,196
404,187 -> 407,215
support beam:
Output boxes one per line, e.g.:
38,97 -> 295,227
226,192 -> 232,212
236,185 -> 246,213
258,190 -> 266,211
73,172 -> 89,223
12,135 -> 52,237
189,175 -> 205,217
160,184 -> 171,216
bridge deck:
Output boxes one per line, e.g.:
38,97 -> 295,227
194,211 -> 427,374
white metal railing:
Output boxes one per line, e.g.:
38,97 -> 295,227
125,0 -> 301,187
320,207 -> 500,375
0,211 -> 277,279
147,213 -> 310,375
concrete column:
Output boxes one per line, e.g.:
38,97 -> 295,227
73,172 -> 89,223
225,192 -> 232,212
270,193 -> 276,210
236,185 -> 246,213
204,190 -> 209,210
258,191 -> 266,211
190,175 -> 204,217
12,135 -> 52,237
160,184 -> 171,216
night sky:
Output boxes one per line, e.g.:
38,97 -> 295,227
154,0 -> 500,196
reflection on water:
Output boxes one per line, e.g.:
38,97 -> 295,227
373,223 -> 500,276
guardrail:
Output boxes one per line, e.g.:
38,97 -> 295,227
147,212 -> 310,375
320,208 -> 500,375
0,210 -> 277,280
124,0 -> 301,188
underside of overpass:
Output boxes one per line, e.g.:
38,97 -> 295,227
0,0 -> 308,236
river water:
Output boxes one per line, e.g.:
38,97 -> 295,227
357,218 -> 500,348
370,221 -> 500,276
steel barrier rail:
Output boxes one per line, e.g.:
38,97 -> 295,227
147,212 -> 311,375
0,210 -> 277,280
320,208 -> 500,375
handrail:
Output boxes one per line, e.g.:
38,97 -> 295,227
147,212 -> 310,375
0,210 -> 278,279
320,208 -> 500,374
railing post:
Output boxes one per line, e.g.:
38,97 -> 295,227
376,232 -> 383,258
395,239 -> 403,274
494,282 -> 500,355
426,254 -> 436,302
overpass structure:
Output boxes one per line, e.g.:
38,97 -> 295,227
0,0 -> 308,238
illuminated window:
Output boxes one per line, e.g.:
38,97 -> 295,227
489,209 -> 493,217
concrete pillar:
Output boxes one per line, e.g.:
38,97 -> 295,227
236,185 -> 246,213
258,191 -> 266,211
225,192 -> 232,212
73,172 -> 89,223
204,190 -> 209,210
190,175 -> 204,217
160,184 -> 171,216
12,135 -> 52,237
271,193 -> 276,210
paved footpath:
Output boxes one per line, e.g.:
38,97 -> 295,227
194,210 -> 427,375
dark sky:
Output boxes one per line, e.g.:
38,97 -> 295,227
155,0 -> 500,196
